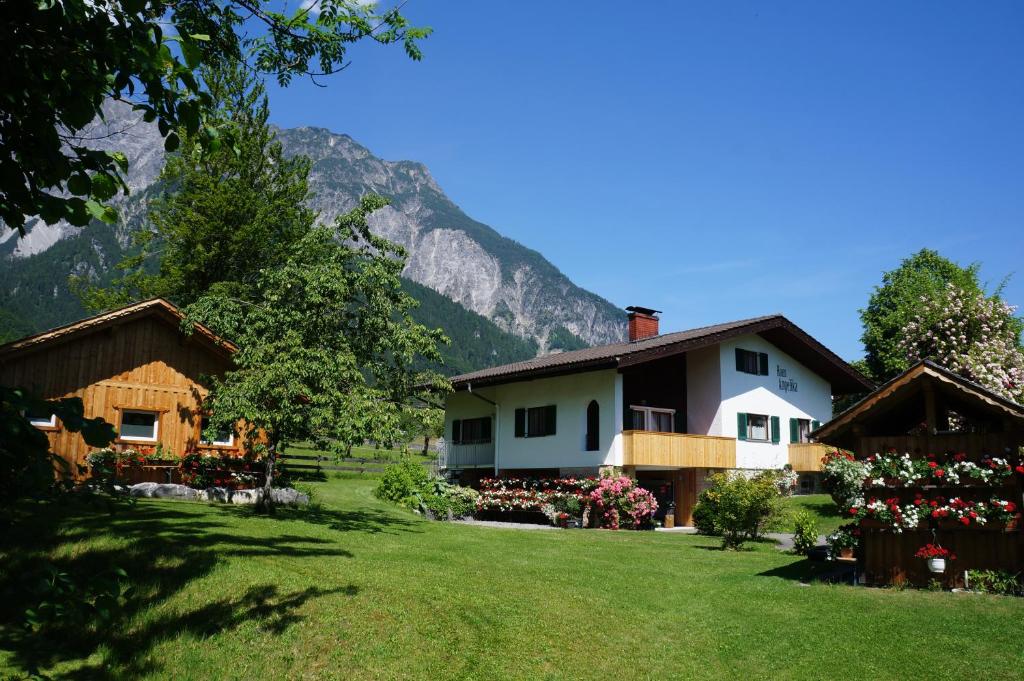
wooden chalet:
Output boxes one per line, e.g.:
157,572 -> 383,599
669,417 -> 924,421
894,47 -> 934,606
0,298 -> 246,479
814,360 -> 1024,586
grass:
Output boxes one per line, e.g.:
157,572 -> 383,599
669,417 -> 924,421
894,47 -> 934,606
2,478 -> 1023,680
284,442 -> 436,464
777,494 -> 847,535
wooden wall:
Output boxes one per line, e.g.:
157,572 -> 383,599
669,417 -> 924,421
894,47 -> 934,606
622,431 -> 737,469
858,433 -> 1020,459
862,527 -> 1023,587
0,315 -> 241,479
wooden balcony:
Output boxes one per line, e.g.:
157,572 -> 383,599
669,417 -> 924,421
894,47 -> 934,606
787,443 -> 831,472
621,430 -> 736,468
441,442 -> 495,469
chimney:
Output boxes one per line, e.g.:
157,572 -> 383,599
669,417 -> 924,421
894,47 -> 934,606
626,306 -> 661,342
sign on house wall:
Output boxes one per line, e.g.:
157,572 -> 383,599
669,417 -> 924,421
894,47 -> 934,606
776,364 -> 798,394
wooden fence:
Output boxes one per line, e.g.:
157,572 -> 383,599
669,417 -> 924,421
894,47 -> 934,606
277,452 -> 436,476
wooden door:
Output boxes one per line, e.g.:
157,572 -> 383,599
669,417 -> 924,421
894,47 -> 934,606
674,469 -> 699,526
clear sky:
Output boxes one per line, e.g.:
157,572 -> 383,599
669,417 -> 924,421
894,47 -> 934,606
265,1 -> 1024,361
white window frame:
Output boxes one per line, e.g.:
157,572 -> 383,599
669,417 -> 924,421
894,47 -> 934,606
200,417 -> 234,447
119,409 -> 160,442
630,405 -> 675,433
746,413 -> 770,442
26,412 -> 57,429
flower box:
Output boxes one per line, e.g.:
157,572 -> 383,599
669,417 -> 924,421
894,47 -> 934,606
859,518 -> 885,529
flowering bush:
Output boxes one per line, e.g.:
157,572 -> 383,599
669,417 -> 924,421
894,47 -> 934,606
899,283 -> 1024,403
846,496 -> 926,532
821,450 -> 869,508
776,466 -> 798,496
179,452 -> 261,489
914,544 -> 956,561
588,476 -> 658,530
476,476 -> 657,530
826,523 -> 861,560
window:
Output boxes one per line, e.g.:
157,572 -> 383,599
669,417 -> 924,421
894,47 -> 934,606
585,400 -> 600,451
630,405 -> 675,433
200,416 -> 235,447
514,405 -> 556,438
735,348 -> 768,376
747,413 -> 769,441
737,412 -> 779,443
452,416 -> 492,445
120,410 -> 158,442
25,407 -> 56,429
790,418 -> 822,443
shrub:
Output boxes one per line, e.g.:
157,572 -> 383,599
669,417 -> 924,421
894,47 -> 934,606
375,459 -> 477,519
692,489 -> 720,535
374,458 -> 430,507
967,570 -> 1023,596
791,510 -> 818,555
587,476 -> 658,530
696,472 -> 780,549
821,450 -> 869,508
776,465 -> 798,496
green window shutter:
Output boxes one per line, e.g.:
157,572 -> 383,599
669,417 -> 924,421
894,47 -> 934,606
514,409 -> 526,438
758,352 -> 769,376
735,348 -> 744,372
546,405 -> 557,436
483,417 -> 493,443
811,420 -> 821,433
736,412 -> 748,441
789,418 -> 799,444
770,416 -> 781,444
451,420 -> 461,444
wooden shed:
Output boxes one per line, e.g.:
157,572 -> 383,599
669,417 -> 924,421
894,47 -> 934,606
0,298 -> 246,479
814,360 -> 1024,586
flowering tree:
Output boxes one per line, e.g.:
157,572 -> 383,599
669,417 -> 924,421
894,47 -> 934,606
898,283 -> 1024,402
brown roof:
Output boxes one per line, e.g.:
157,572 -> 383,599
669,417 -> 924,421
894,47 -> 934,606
813,360 -> 1024,442
450,314 -> 872,394
0,298 -> 236,362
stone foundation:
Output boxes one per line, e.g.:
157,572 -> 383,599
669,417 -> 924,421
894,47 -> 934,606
127,482 -> 309,506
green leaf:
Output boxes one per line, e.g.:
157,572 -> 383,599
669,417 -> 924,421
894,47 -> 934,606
181,39 -> 202,71
189,33 -> 211,41
67,173 -> 91,196
91,173 -> 117,201
85,200 -> 117,224
164,131 -> 180,152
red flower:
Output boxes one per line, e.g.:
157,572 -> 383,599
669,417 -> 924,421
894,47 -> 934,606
960,517 -> 971,526
848,508 -> 859,515
928,462 -> 938,469
934,469 -> 945,477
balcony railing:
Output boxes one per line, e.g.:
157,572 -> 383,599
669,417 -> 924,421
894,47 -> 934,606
787,443 -> 831,472
621,430 -> 736,468
440,442 -> 495,469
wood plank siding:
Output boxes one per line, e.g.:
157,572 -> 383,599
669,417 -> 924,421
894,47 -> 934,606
0,309 -> 242,479
621,430 -> 736,469
787,443 -> 831,472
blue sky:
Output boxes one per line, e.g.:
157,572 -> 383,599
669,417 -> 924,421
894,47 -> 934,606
265,1 -> 1024,361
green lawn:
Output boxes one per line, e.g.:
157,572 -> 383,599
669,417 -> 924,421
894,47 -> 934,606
778,493 -> 847,535
2,478 -> 1022,680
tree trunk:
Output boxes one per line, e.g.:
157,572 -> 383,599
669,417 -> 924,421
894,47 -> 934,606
423,435 -> 430,454
258,437 -> 278,515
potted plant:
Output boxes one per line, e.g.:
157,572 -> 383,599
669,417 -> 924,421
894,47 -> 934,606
915,543 -> 955,574
826,523 -> 860,560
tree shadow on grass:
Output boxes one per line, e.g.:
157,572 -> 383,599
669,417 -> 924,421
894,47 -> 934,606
758,559 -> 858,585
264,504 -> 424,536
0,499 -> 359,679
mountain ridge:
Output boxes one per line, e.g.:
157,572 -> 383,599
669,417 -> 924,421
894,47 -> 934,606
0,102 -> 627,363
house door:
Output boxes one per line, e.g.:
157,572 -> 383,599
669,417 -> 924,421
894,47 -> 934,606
673,469 -> 699,526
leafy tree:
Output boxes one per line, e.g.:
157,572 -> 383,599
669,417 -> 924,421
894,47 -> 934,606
2,0 -> 429,233
694,471 -> 781,550
185,196 -> 449,513
1,387 -> 116,510
860,249 -> 987,380
76,63 -> 315,311
900,284 -> 1024,402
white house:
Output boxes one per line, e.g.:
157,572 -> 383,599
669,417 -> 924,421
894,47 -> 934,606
441,307 -> 871,526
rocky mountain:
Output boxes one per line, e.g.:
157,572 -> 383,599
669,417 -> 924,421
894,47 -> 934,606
0,102 -> 627,362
